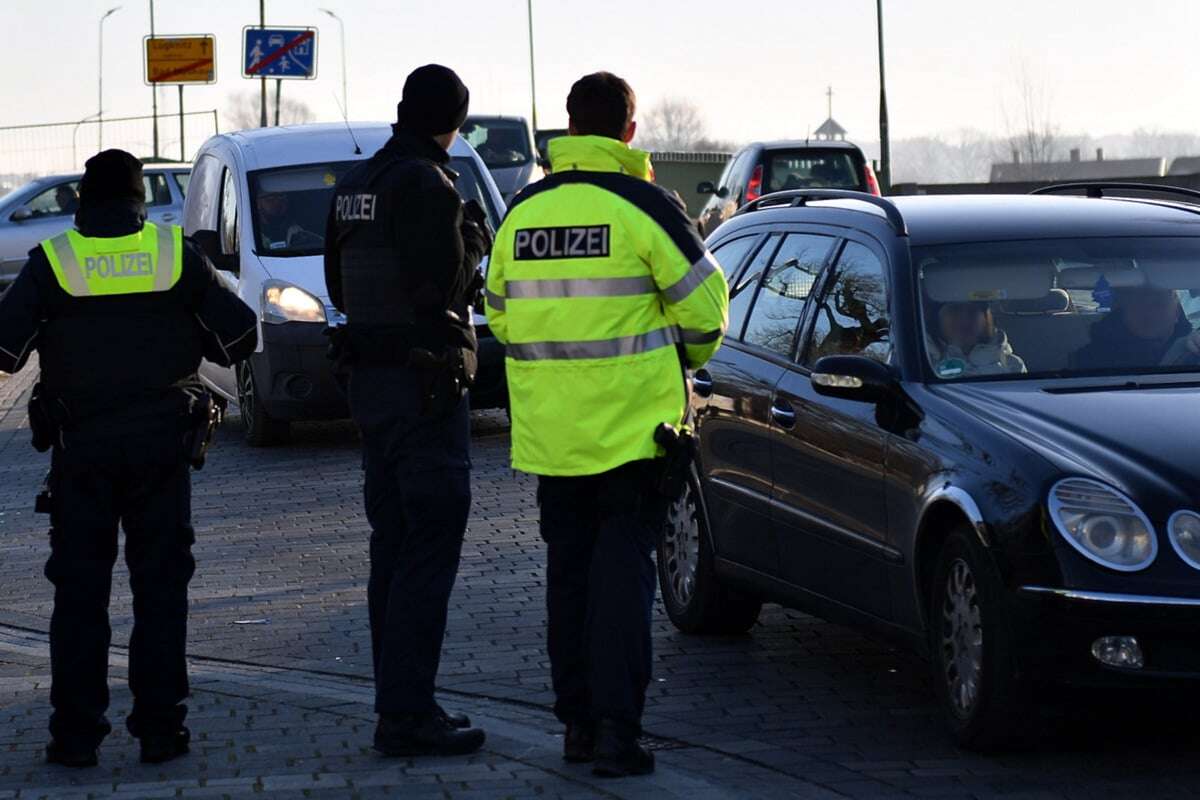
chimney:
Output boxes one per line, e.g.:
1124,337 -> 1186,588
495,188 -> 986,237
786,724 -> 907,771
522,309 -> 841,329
1096,147 -> 1105,162
1070,148 -> 1081,162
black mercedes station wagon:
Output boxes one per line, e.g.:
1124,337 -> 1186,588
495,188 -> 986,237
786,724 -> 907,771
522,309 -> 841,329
658,185 -> 1200,750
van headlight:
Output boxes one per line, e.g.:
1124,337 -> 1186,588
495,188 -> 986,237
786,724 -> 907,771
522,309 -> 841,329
1048,478 -> 1157,572
262,282 -> 326,324
1168,511 -> 1200,570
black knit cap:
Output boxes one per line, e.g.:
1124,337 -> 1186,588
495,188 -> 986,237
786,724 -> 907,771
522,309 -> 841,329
79,149 -> 145,208
395,64 -> 470,136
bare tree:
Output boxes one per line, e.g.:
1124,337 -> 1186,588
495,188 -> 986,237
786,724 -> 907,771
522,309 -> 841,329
224,90 -> 317,131
999,65 -> 1061,175
639,97 -> 708,152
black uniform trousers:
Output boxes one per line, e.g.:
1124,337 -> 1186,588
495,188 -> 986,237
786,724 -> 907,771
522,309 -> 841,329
537,459 -> 668,731
349,365 -> 471,716
46,427 -> 195,749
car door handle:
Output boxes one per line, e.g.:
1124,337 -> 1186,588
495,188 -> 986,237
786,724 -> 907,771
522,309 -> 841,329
693,369 -> 714,397
771,399 -> 796,428
161,212 -> 177,221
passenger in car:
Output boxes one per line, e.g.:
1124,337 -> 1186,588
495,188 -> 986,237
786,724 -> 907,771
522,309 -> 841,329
926,301 -> 1027,378
1070,287 -> 1200,370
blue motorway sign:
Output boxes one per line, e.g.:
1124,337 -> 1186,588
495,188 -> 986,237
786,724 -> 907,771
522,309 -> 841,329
242,27 -> 317,79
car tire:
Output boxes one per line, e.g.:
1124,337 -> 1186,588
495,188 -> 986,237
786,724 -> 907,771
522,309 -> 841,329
657,475 -> 761,635
928,525 -> 1027,751
237,362 -> 290,447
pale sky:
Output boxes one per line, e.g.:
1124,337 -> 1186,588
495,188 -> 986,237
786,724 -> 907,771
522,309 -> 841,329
2,0 -> 1198,165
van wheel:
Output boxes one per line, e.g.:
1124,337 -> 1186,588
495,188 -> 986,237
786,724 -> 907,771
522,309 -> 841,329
658,476 -> 761,635
237,363 -> 289,447
929,525 -> 1027,751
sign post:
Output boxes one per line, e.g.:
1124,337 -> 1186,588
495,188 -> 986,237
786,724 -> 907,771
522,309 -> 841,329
144,34 -> 216,162
243,26 -> 318,126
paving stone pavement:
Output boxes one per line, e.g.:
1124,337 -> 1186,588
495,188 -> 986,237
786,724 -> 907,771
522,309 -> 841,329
1,362 -> 1200,799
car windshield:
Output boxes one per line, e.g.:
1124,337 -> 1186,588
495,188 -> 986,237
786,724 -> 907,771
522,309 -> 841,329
916,237 -> 1200,381
248,157 -> 499,258
765,150 -> 862,193
461,118 -> 532,169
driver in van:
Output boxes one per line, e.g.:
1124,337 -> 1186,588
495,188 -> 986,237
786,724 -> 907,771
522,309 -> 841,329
926,301 -> 1027,378
1071,286 -> 1200,369
257,191 -> 310,250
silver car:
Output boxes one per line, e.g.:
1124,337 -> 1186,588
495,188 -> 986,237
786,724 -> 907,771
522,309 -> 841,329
0,165 -> 191,288
460,116 -> 542,204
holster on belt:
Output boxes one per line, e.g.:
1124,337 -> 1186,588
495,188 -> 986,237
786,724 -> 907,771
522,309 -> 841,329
410,345 -> 472,418
653,422 -> 698,500
28,383 -> 63,453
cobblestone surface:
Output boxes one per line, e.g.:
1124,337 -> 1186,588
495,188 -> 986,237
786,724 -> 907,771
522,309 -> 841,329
1,362 -> 1199,798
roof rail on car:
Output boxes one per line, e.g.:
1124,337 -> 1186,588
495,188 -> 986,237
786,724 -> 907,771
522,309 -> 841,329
735,189 -> 908,236
1031,182 -> 1200,203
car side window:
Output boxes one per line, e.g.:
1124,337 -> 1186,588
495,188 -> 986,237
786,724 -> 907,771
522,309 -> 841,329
144,173 -> 172,207
219,168 -> 239,256
183,154 -> 223,234
742,233 -> 834,357
709,235 -> 759,283
174,171 -> 190,199
803,241 -> 891,365
727,234 -> 781,340
26,181 -> 80,217
724,150 -> 752,197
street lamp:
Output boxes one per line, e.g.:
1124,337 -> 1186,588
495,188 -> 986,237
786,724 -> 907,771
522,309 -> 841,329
319,8 -> 348,118
98,6 -> 121,152
526,0 -> 538,132
876,0 -> 891,193
73,112 -> 104,170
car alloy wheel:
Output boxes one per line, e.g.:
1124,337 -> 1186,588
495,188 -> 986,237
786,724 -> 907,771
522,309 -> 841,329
941,557 -> 984,719
661,485 -> 701,609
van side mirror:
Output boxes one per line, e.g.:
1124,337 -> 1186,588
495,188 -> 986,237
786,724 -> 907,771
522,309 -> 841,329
190,229 -> 239,274
9,207 -> 32,222
810,355 -> 896,403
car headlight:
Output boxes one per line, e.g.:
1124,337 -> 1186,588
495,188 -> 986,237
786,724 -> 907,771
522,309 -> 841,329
1048,478 -> 1157,571
262,282 -> 326,324
1168,511 -> 1200,570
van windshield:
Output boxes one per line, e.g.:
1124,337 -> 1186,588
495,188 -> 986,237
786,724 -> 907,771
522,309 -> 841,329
460,118 -> 532,169
248,157 -> 500,258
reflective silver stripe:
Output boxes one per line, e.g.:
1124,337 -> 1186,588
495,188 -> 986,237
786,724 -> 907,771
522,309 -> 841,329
154,224 -> 176,291
47,234 -> 89,297
506,326 -> 679,361
505,275 -> 657,299
485,289 -> 506,310
661,252 -> 719,304
679,327 -> 722,345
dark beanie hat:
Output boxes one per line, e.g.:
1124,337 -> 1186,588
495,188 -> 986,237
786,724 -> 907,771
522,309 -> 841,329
79,149 -> 145,208
395,64 -> 470,136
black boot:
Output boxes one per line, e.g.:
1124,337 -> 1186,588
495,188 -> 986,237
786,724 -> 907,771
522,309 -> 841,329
374,713 -> 486,757
45,739 -> 99,769
592,718 -> 654,777
563,721 -> 596,763
139,727 -> 191,764
436,703 -> 471,729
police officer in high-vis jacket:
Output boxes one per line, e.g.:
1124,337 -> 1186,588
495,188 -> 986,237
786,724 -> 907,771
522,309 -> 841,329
324,65 -> 490,758
485,72 -> 729,777
0,150 -> 257,768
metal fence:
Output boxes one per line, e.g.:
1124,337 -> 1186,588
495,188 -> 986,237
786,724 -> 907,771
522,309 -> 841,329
0,111 -> 219,184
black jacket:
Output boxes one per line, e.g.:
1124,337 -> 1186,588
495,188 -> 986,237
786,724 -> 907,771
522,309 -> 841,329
323,131 -> 490,356
0,201 -> 257,423
1070,312 -> 1194,371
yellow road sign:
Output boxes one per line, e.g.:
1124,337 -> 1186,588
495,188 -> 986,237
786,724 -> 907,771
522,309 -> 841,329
144,35 -> 216,85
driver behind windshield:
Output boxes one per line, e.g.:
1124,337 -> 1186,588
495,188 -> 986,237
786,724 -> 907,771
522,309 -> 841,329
1071,287 -> 1200,370
927,301 -> 1027,378
257,191 -> 311,251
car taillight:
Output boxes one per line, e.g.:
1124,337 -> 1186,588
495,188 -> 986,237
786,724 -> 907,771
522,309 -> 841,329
864,163 -> 882,196
745,164 -> 763,203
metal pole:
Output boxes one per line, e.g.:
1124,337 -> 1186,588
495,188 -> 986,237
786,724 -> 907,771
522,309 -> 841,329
259,0 -> 268,127
72,114 -> 101,170
179,85 -> 186,162
526,0 -> 538,132
320,10 -> 347,117
150,0 -> 159,158
876,0 -> 891,193
98,7 -> 121,151
274,79 -> 282,126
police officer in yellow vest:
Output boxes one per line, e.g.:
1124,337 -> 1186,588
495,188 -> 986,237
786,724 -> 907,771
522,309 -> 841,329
0,150 -> 257,768
485,73 -> 729,777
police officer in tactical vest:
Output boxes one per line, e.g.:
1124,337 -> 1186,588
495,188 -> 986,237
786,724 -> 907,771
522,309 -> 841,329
485,73 -> 729,777
0,150 -> 257,768
324,65 -> 490,757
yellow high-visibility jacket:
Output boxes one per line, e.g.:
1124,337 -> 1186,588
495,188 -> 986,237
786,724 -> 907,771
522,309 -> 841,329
485,135 -> 729,476
41,222 -> 183,297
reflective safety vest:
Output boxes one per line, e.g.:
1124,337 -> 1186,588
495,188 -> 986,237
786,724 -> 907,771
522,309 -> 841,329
40,222 -> 183,297
486,135 -> 730,477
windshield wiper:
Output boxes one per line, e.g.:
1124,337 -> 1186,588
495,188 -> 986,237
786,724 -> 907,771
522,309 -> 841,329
1044,378 -> 1200,394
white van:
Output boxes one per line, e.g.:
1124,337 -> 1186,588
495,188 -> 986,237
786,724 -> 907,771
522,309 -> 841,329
182,122 -> 507,445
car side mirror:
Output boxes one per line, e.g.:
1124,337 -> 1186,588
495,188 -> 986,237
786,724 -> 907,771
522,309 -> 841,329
190,229 -> 239,274
810,355 -> 896,403
697,181 -> 716,195
716,186 -> 730,199
9,207 -> 32,222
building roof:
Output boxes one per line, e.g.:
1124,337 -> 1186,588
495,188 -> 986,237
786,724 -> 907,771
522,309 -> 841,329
813,117 -> 847,139
990,157 -> 1166,183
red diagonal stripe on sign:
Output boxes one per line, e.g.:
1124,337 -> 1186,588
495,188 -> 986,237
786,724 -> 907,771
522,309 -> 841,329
154,57 -> 213,82
246,30 -> 314,75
